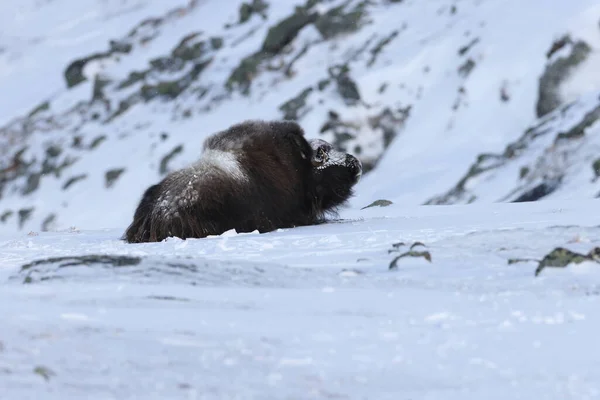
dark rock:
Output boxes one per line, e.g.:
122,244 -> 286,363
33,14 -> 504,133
72,136 -> 83,148
109,40 -> 133,54
593,159 -> 600,181
458,37 -> 479,56
140,60 -> 212,101
92,75 -> 111,101
62,174 -> 87,190
40,155 -> 78,179
89,135 -> 107,149
367,30 -> 400,67
171,32 -> 206,61
546,35 -> 572,59
21,254 -> 142,272
361,199 -> 393,209
536,36 -> 591,118
283,43 -> 311,78
510,247 -> 600,276
159,145 -> 184,175
105,168 -> 125,188
210,36 -> 224,50
64,57 -> 95,88
317,79 -> 331,91
261,8 -> 319,54
458,58 -> 476,77
33,366 -> 56,382
104,100 -> 134,123
41,214 -> 56,232
18,208 -> 34,229
279,87 -> 313,120
0,147 -> 34,200
553,104 -> 600,143
314,1 -> 370,40
303,0 -> 323,9
511,178 -> 561,202
65,47 -> 129,89
500,81 -> 510,102
27,101 -> 50,118
226,52 -> 269,95
117,71 -> 148,90
238,0 -> 269,24
0,210 -> 13,223
22,173 -> 41,196
46,145 -> 62,158
328,64 -> 361,106
19,254 -> 143,283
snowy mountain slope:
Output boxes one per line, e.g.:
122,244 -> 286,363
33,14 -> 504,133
2,199 -> 600,399
1,0 -> 600,235
425,89 -> 600,205
348,0 -> 600,208
0,0 -> 191,126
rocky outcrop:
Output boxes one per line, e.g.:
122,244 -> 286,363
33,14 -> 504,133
509,246 -> 600,277
536,35 -> 592,118
426,92 -> 600,205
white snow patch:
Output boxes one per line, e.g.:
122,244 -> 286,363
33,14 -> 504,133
60,313 -> 90,321
560,51 -> 600,103
279,357 -> 314,367
199,149 -> 248,182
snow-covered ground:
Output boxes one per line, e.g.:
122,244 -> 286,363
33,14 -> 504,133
2,199 -> 600,399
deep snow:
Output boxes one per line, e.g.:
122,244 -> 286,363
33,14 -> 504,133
2,199 -> 600,399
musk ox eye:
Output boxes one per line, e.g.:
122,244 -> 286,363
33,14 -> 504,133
312,146 -> 328,166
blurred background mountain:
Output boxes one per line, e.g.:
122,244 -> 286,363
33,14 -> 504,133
0,0 -> 599,235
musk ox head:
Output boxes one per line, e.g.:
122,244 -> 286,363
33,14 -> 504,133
308,138 -> 362,212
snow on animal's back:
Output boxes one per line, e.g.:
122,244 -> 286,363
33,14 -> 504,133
197,148 -> 248,182
152,149 -> 248,219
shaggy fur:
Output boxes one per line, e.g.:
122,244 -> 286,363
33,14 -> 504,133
123,119 -> 362,243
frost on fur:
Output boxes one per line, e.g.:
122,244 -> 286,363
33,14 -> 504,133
123,119 -> 362,243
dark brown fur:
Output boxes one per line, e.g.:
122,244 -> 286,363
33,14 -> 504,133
123,119 -> 361,243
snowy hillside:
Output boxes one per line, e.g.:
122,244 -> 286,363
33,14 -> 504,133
1,0 -> 600,235
3,199 -> 600,398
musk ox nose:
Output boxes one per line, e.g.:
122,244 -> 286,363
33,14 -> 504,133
345,154 -> 362,182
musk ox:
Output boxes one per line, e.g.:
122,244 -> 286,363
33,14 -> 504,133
122,119 -> 362,243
